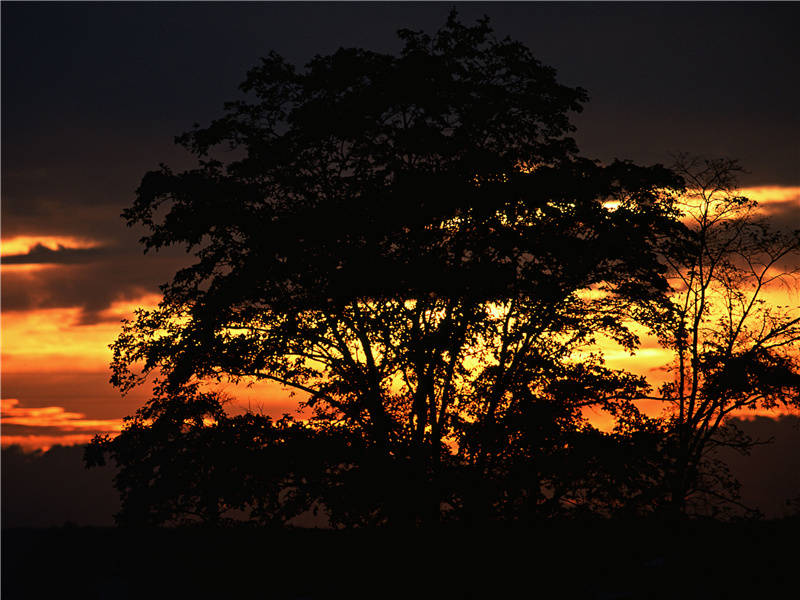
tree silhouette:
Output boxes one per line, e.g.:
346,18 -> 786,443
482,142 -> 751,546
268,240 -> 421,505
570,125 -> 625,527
657,156 -> 800,516
93,13 -> 687,525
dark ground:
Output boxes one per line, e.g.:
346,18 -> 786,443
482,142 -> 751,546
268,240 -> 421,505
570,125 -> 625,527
3,519 -> 799,599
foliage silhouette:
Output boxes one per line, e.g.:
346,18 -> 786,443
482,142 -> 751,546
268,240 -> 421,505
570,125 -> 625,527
90,12 -> 689,525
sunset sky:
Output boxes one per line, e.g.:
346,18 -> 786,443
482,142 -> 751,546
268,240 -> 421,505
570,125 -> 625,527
2,3 -> 799,451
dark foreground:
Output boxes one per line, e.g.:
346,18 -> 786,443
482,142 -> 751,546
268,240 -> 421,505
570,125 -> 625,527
3,519 -> 798,599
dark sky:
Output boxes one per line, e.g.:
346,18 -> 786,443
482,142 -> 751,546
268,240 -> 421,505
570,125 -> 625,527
2,1 -> 799,321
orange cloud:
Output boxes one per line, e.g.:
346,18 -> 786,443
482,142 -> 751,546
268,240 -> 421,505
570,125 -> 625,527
1,398 -> 123,430
1,398 -> 122,451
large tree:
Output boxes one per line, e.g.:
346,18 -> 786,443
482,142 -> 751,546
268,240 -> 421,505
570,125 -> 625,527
100,13 -> 684,525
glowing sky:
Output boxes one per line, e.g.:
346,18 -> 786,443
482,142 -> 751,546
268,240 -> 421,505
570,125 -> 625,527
1,189 -> 797,450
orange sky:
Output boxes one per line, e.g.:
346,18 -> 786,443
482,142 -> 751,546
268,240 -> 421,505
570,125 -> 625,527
2,187 -> 798,450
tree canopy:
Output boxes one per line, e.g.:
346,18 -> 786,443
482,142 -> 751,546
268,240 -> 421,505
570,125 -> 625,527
93,13 -> 694,526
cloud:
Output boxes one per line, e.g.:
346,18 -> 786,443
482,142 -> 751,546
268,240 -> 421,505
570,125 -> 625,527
1,235 -> 104,256
1,244 -> 187,324
2,242 -> 109,264
1,398 -> 122,451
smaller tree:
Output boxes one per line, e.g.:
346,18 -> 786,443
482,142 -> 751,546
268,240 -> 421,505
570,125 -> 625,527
658,156 -> 800,515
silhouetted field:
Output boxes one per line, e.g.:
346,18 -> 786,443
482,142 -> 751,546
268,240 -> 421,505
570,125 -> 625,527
3,519 -> 798,599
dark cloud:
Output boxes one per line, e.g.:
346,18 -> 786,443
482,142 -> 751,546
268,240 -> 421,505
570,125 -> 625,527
1,248 -> 189,324
2,243 -> 111,264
